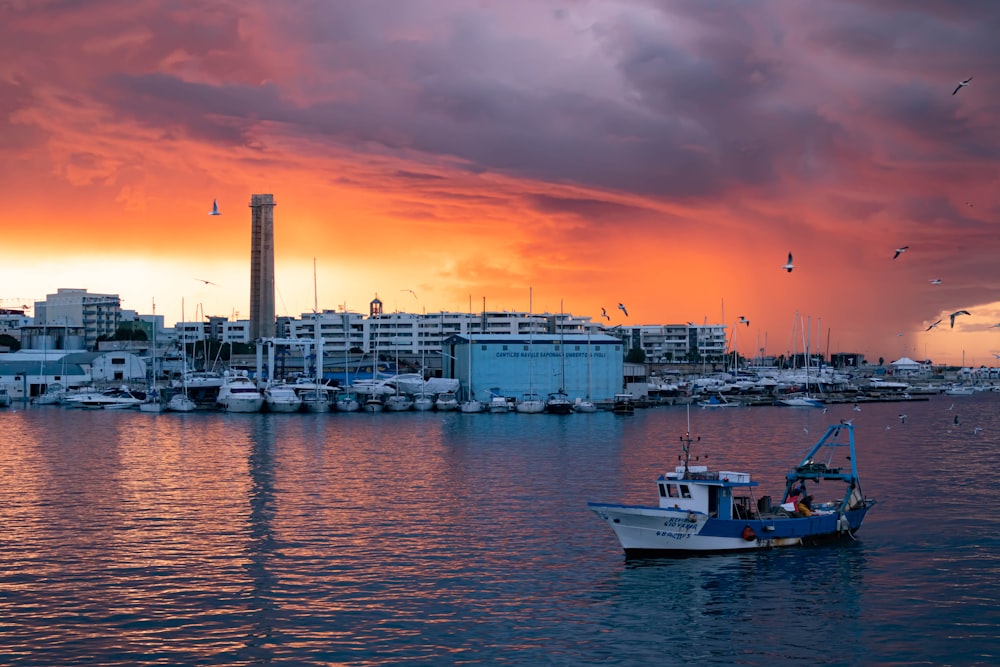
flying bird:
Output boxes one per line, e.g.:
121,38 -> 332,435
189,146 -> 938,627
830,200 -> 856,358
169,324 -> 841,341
949,310 -> 971,328
618,303 -> 629,317
925,320 -> 942,331
195,278 -> 216,286
600,307 -> 610,320
781,252 -> 794,273
401,289 -> 418,299
209,199 -> 221,216
892,246 -> 909,260
990,324 -> 1000,329
930,279 -> 942,285
952,75 -> 973,95
738,316 -> 749,327
899,414 -> 907,424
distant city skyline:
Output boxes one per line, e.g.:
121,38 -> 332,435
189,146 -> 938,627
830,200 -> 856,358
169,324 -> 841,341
1,2 -> 998,366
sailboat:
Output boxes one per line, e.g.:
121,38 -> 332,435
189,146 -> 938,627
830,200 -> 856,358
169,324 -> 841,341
575,325 -> 597,413
301,260 -> 332,412
776,313 -> 824,408
139,300 -> 165,412
335,311 -> 361,412
516,292 -> 545,414
384,340 -> 413,411
167,298 -> 197,412
459,336 -> 483,413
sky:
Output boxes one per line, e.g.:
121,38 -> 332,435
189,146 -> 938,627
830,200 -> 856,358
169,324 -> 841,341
1,0 -> 999,366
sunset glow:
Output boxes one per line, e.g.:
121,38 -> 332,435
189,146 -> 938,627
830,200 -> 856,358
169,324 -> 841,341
2,1 -> 999,365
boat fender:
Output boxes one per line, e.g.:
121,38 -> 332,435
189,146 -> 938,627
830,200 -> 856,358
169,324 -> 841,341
837,515 -> 850,533
742,526 -> 757,541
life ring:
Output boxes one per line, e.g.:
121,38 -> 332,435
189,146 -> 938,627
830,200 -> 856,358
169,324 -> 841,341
742,526 -> 757,541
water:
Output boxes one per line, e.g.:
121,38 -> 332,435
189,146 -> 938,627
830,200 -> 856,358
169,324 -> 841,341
1,394 -> 997,665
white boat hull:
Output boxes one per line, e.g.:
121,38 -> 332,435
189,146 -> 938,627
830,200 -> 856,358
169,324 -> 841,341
588,503 -> 869,555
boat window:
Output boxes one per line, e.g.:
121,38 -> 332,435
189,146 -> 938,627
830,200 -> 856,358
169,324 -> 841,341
595,345 -> 600,350
658,483 -> 667,498
481,345 -> 487,351
575,345 -> 581,351
554,344 -> 560,351
523,345 -> 529,351
680,485 -> 692,499
667,484 -> 680,498
502,345 -> 508,351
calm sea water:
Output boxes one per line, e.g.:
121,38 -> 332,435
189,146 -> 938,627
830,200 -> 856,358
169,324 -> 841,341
1,394 -> 997,666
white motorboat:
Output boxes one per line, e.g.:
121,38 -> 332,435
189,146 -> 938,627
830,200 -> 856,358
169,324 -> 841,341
264,384 -> 303,413
515,393 -> 545,414
574,398 -> 598,413
435,392 -> 459,411
459,398 -> 483,413
64,386 -> 144,410
216,372 -> 264,413
363,396 -> 384,413
488,395 -> 511,413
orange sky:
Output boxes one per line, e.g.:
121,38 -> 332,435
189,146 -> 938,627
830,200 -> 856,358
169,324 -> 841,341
2,1 -> 999,366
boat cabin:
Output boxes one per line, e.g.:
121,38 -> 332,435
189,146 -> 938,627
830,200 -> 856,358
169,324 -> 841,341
657,465 -> 758,520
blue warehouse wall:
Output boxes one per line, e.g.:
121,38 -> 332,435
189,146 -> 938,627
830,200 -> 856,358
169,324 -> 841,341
452,335 -> 623,403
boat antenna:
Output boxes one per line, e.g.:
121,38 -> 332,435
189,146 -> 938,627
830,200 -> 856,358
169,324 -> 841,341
680,403 -> 700,479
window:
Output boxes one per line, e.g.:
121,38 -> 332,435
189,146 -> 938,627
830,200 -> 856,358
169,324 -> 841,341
502,345 -> 508,351
523,345 -> 528,351
112,357 -> 125,365
667,484 -> 680,498
658,483 -> 667,498
680,485 -> 692,499
481,345 -> 487,351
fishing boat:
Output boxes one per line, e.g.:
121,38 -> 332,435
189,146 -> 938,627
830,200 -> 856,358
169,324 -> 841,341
588,420 -> 875,557
611,393 -> 635,415
697,393 -> 741,408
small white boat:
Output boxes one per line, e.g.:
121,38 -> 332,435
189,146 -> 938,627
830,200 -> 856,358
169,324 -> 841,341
363,396 -> 384,413
412,393 -> 434,411
335,391 -> 361,412
574,398 -> 598,413
697,393 -> 741,408
775,394 -> 825,408
167,392 -> 197,412
138,388 -> 165,413
264,384 -> 303,413
516,393 -> 545,414
488,395 -> 511,413
385,394 -> 413,411
32,382 -> 65,405
216,372 -> 264,413
943,385 -> 975,396
435,392 -> 459,411
459,398 -> 483,413
65,386 -> 144,410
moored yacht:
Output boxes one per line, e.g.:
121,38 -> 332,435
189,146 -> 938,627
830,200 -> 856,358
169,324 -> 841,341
216,371 -> 264,413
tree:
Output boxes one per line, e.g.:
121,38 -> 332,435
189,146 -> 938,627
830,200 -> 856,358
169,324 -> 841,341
625,348 -> 646,363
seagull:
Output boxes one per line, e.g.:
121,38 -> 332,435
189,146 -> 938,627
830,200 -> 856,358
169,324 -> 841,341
993,353 -> 1000,359
738,316 -> 750,327
990,324 -> 1000,329
401,289 -> 417,299
601,307 -> 610,320
885,425 -> 891,431
952,75 -> 973,95
925,320 -> 942,331
973,426 -> 984,435
618,303 -> 629,317
899,414 -> 907,424
930,279 -> 942,285
781,252 -> 795,273
892,246 -> 909,260
965,201 -> 974,208
948,403 -> 954,411
209,198 -> 221,216
949,310 -> 971,328
853,404 -> 861,412
195,278 -> 216,286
